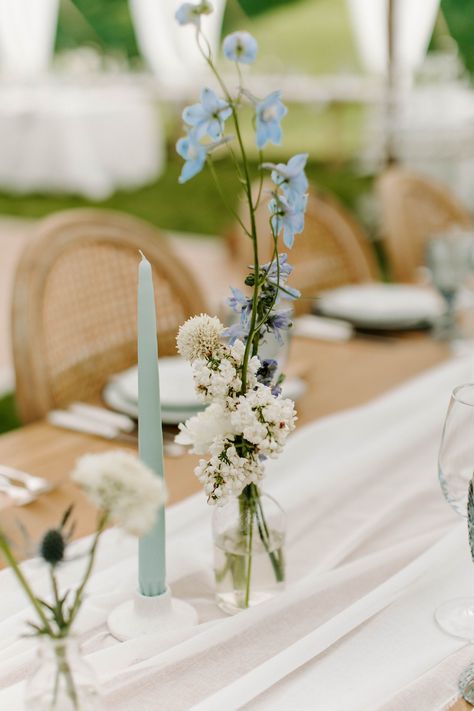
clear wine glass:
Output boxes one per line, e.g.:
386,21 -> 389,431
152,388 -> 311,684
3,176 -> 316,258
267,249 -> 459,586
426,231 -> 473,342
436,383 -> 474,642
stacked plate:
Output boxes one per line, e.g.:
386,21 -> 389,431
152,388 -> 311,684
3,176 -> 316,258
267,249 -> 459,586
103,357 -> 306,425
316,283 -> 445,331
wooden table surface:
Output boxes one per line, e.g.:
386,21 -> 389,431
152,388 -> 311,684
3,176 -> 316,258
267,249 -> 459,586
1,332 -> 467,709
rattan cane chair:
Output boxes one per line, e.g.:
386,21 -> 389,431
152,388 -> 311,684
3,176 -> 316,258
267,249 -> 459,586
227,184 -> 378,314
12,209 -> 207,423
377,167 -> 473,282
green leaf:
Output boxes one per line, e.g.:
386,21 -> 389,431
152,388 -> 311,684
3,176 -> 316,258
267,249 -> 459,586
24,621 -> 48,636
37,598 -> 57,614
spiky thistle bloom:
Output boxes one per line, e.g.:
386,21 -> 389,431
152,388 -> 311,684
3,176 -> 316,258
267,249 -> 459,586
39,529 -> 66,566
176,314 -> 224,362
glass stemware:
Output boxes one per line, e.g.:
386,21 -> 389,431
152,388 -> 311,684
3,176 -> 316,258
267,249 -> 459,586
426,231 -> 473,342
436,383 -> 474,642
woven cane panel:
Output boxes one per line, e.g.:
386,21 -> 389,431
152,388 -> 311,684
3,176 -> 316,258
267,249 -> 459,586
42,243 -> 186,408
400,188 -> 467,268
378,169 -> 473,282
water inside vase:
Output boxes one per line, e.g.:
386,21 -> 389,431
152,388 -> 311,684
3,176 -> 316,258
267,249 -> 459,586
214,528 -> 285,615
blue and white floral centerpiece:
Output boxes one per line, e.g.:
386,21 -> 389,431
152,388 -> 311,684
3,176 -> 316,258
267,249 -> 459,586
174,1 -> 308,613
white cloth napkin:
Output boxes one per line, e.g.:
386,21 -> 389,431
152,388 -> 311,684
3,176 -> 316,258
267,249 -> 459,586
1,356 -> 474,710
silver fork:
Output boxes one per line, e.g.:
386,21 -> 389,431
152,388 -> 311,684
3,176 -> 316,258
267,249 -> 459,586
0,475 -> 37,506
0,465 -> 53,495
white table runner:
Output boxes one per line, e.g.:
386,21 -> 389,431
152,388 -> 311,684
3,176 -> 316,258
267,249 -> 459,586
1,356 -> 474,710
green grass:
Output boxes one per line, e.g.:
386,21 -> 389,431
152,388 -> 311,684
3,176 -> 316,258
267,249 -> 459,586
0,154 -> 373,236
0,394 -> 20,435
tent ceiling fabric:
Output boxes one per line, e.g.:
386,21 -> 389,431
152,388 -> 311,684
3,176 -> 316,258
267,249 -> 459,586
129,0 -> 227,88
346,0 -> 440,76
0,0 -> 59,77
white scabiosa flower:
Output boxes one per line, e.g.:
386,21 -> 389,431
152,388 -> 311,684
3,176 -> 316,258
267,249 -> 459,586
175,402 -> 233,454
176,314 -> 224,362
72,451 -> 166,537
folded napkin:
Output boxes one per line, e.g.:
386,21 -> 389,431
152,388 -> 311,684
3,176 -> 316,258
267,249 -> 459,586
293,314 -> 353,342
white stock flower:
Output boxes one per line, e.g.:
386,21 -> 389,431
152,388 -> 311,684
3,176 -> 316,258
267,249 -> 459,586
176,314 -> 224,362
72,451 -> 166,537
192,357 -> 241,403
175,402 -> 233,454
195,437 -> 264,505
231,384 -> 297,457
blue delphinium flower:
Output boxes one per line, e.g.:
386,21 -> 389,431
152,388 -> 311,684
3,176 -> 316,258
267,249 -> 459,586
228,287 -> 252,322
255,91 -> 287,149
256,359 -> 278,386
263,309 -> 293,344
269,194 -> 307,248
223,31 -> 258,64
267,153 -> 309,203
176,133 -> 207,183
261,254 -> 300,299
183,88 -> 232,140
223,320 -> 249,344
223,287 -> 252,343
175,1 -> 213,27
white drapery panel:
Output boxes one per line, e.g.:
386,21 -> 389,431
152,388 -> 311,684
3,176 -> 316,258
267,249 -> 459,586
346,0 -> 440,77
0,0 -> 59,77
129,0 -> 226,88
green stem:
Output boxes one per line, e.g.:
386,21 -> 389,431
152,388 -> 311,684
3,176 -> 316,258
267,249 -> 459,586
0,535 -> 54,636
195,31 -> 260,392
253,150 -> 265,211
243,493 -> 254,608
253,489 -> 284,583
50,568 -> 65,629
253,228 -> 281,333
207,157 -> 251,236
64,513 -> 107,634
55,641 -> 79,710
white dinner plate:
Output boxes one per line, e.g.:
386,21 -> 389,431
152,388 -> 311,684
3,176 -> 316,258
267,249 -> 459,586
103,374 -> 307,425
103,383 -> 201,425
316,283 -> 444,330
113,357 -> 197,409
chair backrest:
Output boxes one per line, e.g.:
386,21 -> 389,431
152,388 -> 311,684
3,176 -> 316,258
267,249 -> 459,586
12,209 -> 207,423
377,167 -> 473,282
227,184 -> 378,314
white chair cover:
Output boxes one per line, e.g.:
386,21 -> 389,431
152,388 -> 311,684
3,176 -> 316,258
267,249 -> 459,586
0,0 -> 59,77
346,0 -> 440,77
129,0 -> 226,89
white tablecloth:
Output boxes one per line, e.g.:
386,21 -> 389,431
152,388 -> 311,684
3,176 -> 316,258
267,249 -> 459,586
1,356 -> 474,710
0,82 -> 164,200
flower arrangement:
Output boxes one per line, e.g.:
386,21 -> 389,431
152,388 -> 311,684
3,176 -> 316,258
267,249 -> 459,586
174,2 -> 308,609
0,451 -> 166,708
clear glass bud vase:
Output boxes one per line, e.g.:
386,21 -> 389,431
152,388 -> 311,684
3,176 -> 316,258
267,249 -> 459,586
25,636 -> 103,711
212,485 -> 286,614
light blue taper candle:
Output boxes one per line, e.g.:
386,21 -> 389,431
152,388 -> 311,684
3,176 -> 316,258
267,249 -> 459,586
137,251 -> 166,597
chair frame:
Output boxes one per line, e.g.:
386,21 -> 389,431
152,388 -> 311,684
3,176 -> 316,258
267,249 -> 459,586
12,208 -> 207,422
377,167 -> 473,282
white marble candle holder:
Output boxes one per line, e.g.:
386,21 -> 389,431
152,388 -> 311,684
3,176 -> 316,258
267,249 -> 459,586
107,587 -> 198,642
